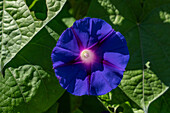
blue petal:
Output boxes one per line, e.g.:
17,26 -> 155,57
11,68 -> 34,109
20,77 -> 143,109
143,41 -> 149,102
96,32 -> 130,70
90,63 -> 123,95
57,28 -> 80,53
72,17 -> 112,48
54,64 -> 89,96
51,46 -> 79,68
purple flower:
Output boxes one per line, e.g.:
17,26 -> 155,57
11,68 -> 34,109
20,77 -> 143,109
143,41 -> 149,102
51,17 -> 129,96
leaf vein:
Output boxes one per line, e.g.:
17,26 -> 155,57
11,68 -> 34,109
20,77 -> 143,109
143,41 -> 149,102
8,68 -> 26,103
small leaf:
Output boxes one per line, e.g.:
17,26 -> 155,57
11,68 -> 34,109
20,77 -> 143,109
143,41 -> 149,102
120,69 -> 168,111
45,25 -> 60,41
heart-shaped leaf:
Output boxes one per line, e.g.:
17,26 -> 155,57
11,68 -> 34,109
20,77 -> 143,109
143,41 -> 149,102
87,0 -> 170,112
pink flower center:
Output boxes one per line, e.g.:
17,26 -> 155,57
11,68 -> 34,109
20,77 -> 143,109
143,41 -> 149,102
80,49 -> 95,64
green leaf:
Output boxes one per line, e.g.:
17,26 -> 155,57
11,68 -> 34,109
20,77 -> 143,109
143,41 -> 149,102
120,69 -> 168,112
0,0 -> 66,72
0,0 -> 66,112
88,0 -> 170,112
45,25 -> 60,41
1,24 -> 65,112
0,65 -> 64,113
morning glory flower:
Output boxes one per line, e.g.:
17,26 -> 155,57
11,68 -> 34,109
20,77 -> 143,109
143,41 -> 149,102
51,17 -> 129,96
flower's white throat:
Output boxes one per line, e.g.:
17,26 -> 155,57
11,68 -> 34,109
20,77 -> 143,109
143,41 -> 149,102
80,49 -> 95,64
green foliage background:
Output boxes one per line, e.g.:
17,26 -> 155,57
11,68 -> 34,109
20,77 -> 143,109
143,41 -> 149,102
0,0 -> 169,113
